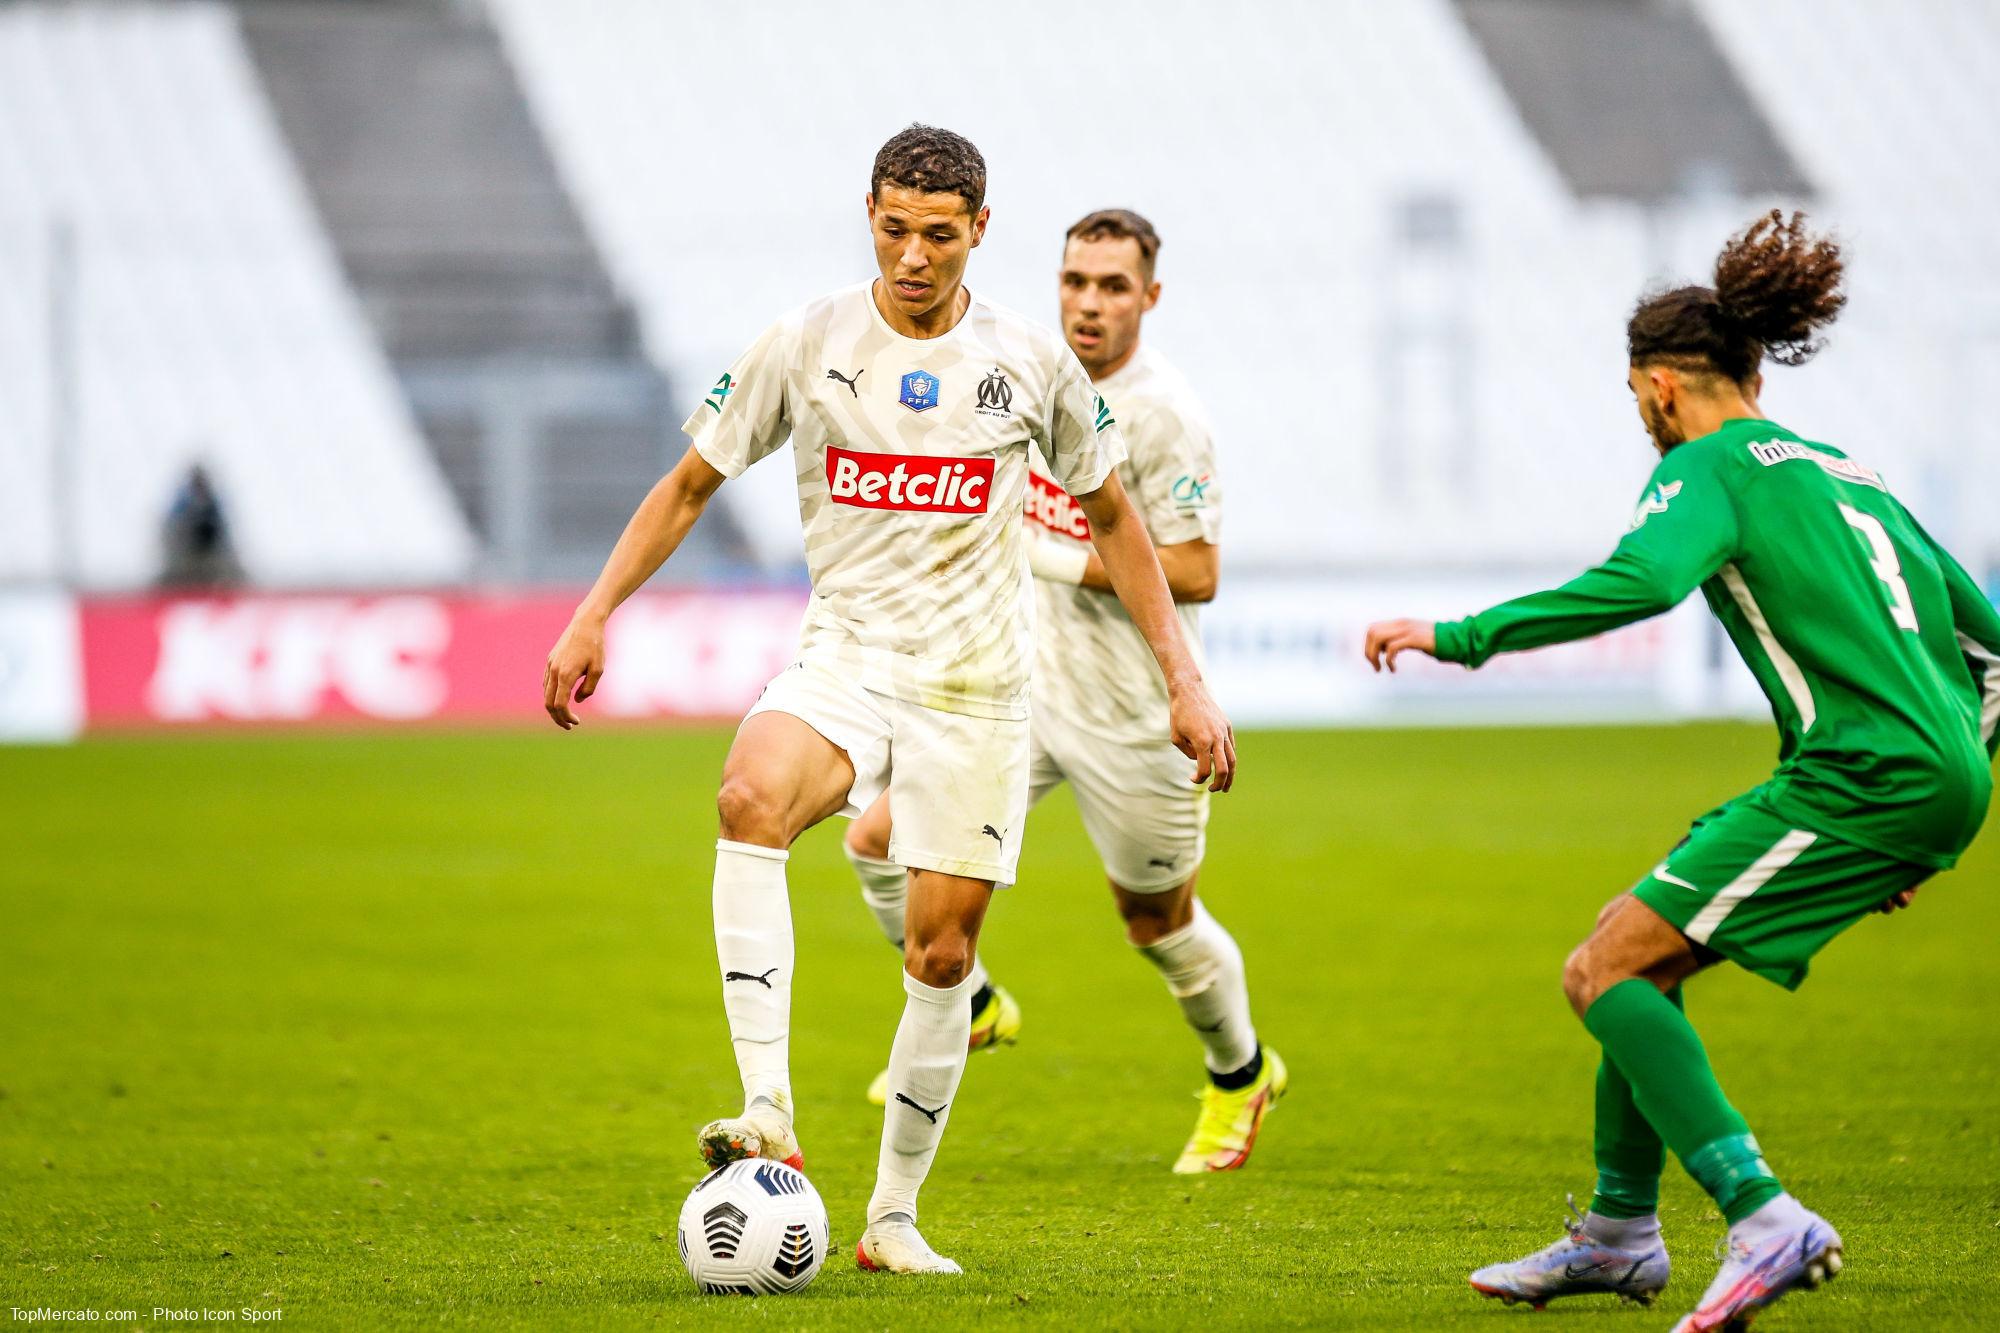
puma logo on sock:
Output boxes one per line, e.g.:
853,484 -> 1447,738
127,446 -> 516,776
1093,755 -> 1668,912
894,1093 -> 948,1124
725,968 -> 779,988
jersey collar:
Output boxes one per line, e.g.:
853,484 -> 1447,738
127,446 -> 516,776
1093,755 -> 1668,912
865,278 -> 977,348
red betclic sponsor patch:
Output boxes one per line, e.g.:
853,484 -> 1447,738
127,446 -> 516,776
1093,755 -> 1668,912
1025,471 -> 1090,540
826,444 -> 993,514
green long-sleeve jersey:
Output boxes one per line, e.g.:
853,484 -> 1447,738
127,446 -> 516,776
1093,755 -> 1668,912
1435,418 -> 2000,869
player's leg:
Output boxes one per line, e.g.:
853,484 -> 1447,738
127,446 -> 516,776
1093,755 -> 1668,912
1116,876 -> 1259,1084
1619,807 -> 1924,1330
1064,727 -> 1279,1171
1112,872 -> 1285,1174
856,702 -> 1029,1275
701,668 -> 889,1171
846,793 -> 906,948
847,794 -> 1012,1101
1579,892 -> 1672,1229
1469,887 -> 1684,1308
858,866 -> 991,1275
1568,890 -> 1848,1331
852,735 -> 1064,1105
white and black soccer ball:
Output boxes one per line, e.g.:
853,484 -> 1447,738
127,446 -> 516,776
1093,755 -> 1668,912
676,1158 -> 830,1295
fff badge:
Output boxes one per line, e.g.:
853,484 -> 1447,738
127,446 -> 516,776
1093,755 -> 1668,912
899,370 -> 939,413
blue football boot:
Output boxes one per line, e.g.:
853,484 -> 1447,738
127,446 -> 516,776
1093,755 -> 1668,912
1469,1194 -> 1670,1310
1671,1205 -> 1841,1332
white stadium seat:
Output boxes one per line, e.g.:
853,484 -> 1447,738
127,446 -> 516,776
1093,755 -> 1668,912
491,0 -> 1999,572
0,2 -> 474,587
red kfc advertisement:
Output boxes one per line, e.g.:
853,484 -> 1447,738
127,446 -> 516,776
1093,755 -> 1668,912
78,590 -> 808,728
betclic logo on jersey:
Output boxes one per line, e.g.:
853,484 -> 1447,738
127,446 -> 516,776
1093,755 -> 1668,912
1026,472 -> 1090,540
826,444 -> 993,514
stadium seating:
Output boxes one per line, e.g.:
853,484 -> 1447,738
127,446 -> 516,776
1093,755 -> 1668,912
491,0 -> 1998,572
490,0 -> 1636,569
2,0 -> 1990,587
1691,0 -> 2000,562
0,2 -> 474,588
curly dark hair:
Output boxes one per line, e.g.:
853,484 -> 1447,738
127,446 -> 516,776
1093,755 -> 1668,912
871,124 -> 986,216
1065,208 -> 1162,280
1627,209 -> 1846,384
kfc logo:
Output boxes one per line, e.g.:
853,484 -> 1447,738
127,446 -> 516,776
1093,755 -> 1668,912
144,597 -> 451,721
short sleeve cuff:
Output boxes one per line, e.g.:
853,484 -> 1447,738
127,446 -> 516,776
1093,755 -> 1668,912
689,430 -> 747,480
1146,512 -> 1219,547
1061,448 -> 1122,499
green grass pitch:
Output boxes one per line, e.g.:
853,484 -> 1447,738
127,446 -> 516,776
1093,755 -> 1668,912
3,723 -> 1996,1329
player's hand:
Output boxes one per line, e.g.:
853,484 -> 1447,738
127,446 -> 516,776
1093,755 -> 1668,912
1169,681 -> 1236,793
1363,619 -> 1438,673
543,615 -> 607,730
1878,885 -> 1921,913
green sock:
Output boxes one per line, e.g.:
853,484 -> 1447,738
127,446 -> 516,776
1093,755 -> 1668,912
1583,978 -> 1784,1225
1588,985 -> 1678,1219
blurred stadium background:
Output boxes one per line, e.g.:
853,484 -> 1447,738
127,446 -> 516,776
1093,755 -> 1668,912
1,0 -> 1997,738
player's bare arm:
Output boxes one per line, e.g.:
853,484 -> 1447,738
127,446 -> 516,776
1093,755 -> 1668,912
1076,472 -> 1235,790
1362,619 -> 1438,673
1070,537 -> 1218,603
543,448 -> 728,728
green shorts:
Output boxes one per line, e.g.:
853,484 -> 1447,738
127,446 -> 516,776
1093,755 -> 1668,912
1631,794 -> 1932,991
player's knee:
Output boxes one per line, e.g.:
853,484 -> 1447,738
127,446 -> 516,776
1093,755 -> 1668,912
716,776 -> 788,847
906,933 -> 974,989
1561,943 -> 1600,1016
1113,879 -> 1194,945
844,817 -> 890,862
1118,895 -> 1185,945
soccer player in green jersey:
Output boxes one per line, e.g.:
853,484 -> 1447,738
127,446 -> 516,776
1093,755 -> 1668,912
1364,211 -> 2000,1332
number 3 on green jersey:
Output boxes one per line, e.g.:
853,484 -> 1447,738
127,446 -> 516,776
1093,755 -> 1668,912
1838,503 -> 1920,633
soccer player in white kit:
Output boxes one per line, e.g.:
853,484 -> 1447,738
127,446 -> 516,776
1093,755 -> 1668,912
541,129 -> 1236,1275
845,210 -> 1283,1173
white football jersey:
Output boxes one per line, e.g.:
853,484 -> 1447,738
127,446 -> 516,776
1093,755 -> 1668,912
1025,344 -> 1220,742
684,282 -> 1125,720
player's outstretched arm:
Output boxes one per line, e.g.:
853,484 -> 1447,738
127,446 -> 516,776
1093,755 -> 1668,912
543,448 -> 729,729
1076,473 -> 1235,791
1369,450 -> 1739,674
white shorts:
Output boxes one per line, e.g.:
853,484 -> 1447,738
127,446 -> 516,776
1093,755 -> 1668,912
746,661 -> 1029,886
1027,710 -> 1209,893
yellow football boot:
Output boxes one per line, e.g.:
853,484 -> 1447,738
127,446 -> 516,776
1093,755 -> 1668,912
1172,1047 -> 1287,1174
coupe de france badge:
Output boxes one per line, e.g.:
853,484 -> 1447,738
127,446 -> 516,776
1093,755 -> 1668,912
899,370 -> 939,413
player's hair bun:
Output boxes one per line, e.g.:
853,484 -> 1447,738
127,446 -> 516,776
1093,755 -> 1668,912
1712,209 -> 1846,368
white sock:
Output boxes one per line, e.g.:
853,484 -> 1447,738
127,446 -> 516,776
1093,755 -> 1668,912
868,969 -> 975,1224
712,839 -> 792,1113
848,847 -> 907,949
1136,899 -> 1257,1076
1583,1211 -> 1662,1250
965,954 -> 991,1001
1729,1192 -> 1811,1245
